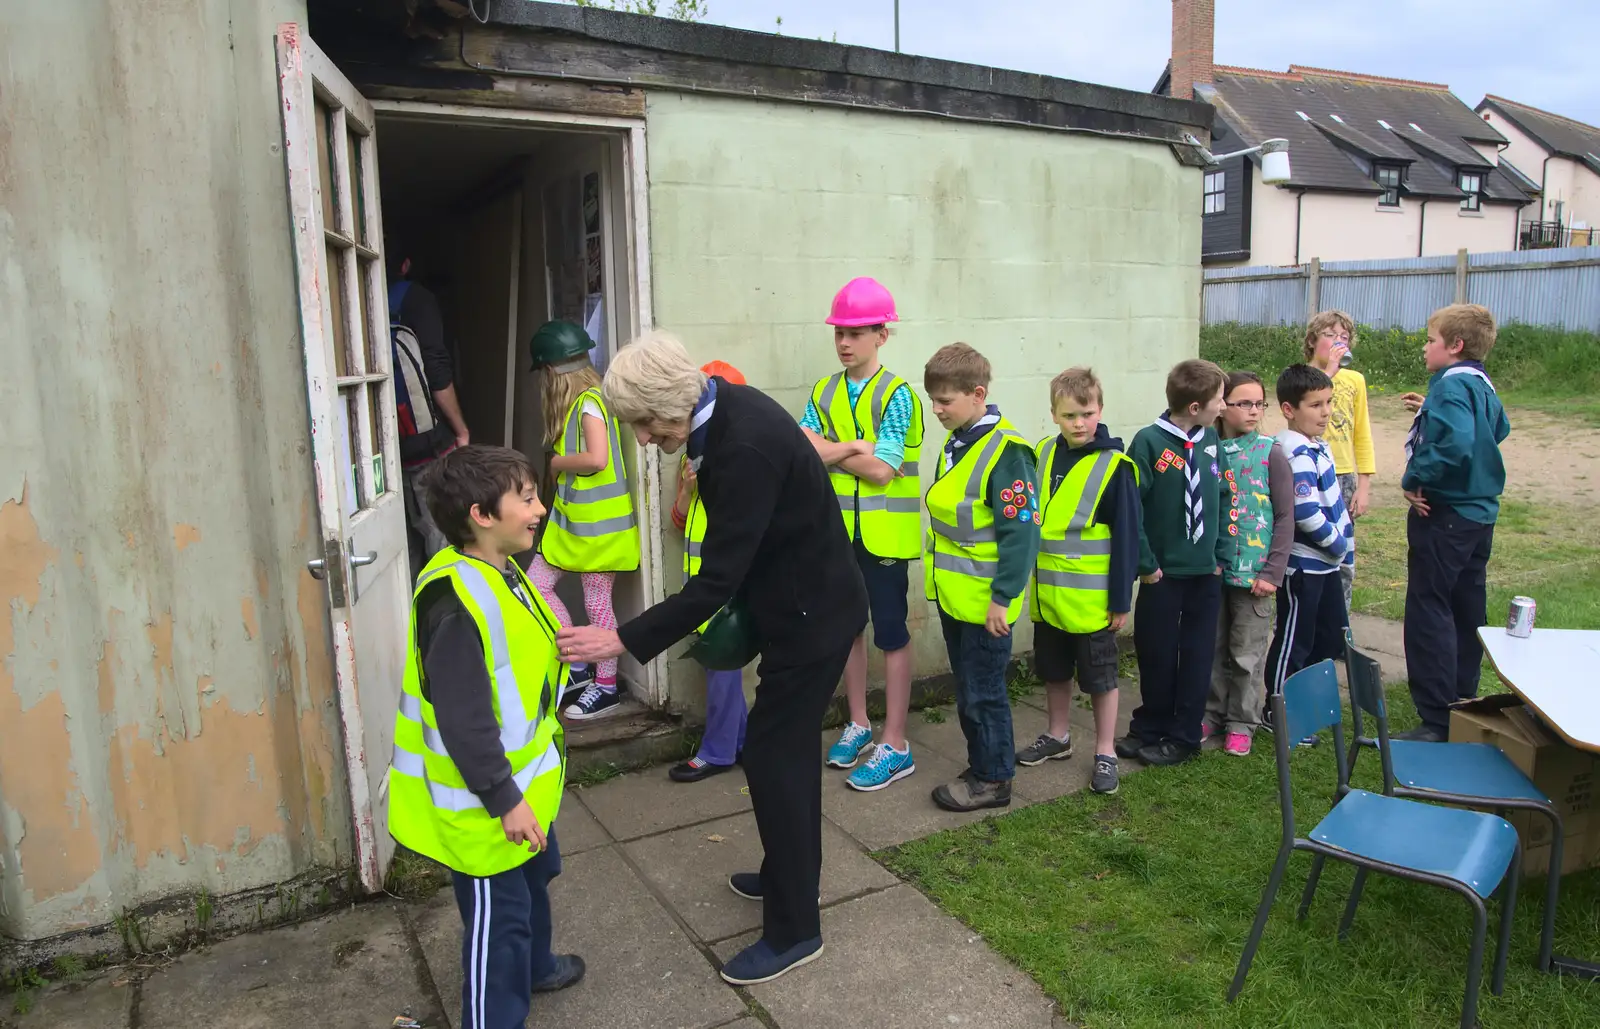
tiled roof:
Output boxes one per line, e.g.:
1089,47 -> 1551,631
1478,95 -> 1600,176
1201,66 -> 1529,204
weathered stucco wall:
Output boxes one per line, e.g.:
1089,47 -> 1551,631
642,92 -> 1202,711
0,1 -> 351,942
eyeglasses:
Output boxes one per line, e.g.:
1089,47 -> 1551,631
1319,330 -> 1352,343
1227,400 -> 1267,410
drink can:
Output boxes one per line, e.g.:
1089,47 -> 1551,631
1338,350 -> 1354,368
1507,596 -> 1536,638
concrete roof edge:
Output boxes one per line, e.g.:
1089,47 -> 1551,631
489,1 -> 1214,132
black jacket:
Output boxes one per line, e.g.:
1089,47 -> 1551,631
617,381 -> 868,665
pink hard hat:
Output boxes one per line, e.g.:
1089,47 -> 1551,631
826,277 -> 899,327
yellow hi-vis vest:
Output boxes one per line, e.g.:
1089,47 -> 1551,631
1029,438 -> 1136,634
682,487 -> 714,635
540,388 -> 640,572
810,369 -> 924,560
388,549 -> 567,878
924,418 -> 1030,624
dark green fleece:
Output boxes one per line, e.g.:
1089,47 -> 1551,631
1127,418 -> 1231,578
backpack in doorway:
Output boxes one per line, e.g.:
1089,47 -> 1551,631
390,281 -> 454,466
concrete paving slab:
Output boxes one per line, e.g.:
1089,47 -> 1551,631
578,765 -> 751,842
820,735 -> 1029,852
556,792 -> 612,855
1350,613 -> 1406,681
713,886 -> 1056,1029
137,902 -> 437,1029
414,847 -> 744,1029
623,810 -> 898,944
9,973 -> 129,1029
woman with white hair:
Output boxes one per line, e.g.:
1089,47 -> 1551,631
557,331 -> 867,986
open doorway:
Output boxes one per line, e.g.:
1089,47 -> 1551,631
374,106 -> 661,704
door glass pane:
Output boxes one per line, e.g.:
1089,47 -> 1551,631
326,243 -> 350,378
358,256 -> 381,375
315,100 -> 336,233
368,386 -> 388,498
347,128 -> 369,246
347,389 -> 371,507
335,387 -> 361,518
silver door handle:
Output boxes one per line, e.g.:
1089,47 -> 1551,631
307,557 -> 327,580
350,551 -> 379,568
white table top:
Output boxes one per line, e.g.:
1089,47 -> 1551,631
1477,627 -> 1600,753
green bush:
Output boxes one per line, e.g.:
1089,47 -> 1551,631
1200,323 -> 1600,394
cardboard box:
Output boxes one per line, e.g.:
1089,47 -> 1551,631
1448,694 -> 1599,876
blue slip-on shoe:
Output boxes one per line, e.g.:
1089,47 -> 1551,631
846,743 -> 916,792
719,936 -> 825,986
826,723 -> 873,769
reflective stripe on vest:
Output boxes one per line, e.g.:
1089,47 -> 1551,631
540,388 -> 641,572
1030,440 -> 1130,633
812,369 -> 924,559
924,420 -> 1028,624
683,490 -> 713,634
388,550 -> 567,878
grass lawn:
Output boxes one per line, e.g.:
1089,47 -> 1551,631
881,695 -> 1600,1028
883,495 -> 1600,1028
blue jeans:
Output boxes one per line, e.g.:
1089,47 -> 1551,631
451,828 -> 561,1029
938,609 -> 1015,782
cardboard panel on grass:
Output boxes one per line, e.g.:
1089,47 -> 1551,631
1451,694 -> 1598,876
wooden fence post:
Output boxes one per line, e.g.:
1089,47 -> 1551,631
1455,248 -> 1469,303
1306,257 -> 1322,320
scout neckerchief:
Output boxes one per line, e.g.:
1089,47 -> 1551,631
942,405 -> 1001,474
1154,413 -> 1208,543
686,376 -> 719,473
1403,361 -> 1493,463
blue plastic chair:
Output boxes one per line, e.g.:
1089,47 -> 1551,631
1228,661 -> 1523,1029
1342,631 -> 1562,972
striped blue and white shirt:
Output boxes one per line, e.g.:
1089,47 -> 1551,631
1276,429 -> 1354,574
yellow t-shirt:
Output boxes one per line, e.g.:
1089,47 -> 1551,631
1324,369 -> 1376,476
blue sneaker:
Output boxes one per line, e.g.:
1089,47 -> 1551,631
846,743 -> 916,792
719,936 -> 825,986
826,723 -> 873,769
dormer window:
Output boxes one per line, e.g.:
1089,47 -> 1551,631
1204,171 -> 1226,215
1375,163 -> 1403,206
1459,170 -> 1483,212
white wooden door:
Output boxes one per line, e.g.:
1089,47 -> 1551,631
276,24 -> 407,892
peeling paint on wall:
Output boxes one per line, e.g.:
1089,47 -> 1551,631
173,524 -> 202,550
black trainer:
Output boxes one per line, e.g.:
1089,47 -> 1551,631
563,684 -> 623,721
1113,734 -> 1144,760
1136,739 -> 1196,767
1017,732 -> 1073,766
532,954 -> 586,992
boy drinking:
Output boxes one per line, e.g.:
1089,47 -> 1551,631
390,446 -> 584,1029
1305,310 -> 1376,612
1263,365 -> 1353,743
1396,304 -> 1510,742
1017,368 -> 1140,795
1118,359 -> 1230,766
923,343 -> 1040,811
801,277 -> 925,792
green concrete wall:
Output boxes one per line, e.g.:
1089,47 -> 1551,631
644,92 -> 1202,713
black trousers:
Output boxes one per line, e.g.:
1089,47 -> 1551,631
1130,573 -> 1222,750
1404,506 -> 1494,733
1263,569 -> 1348,709
742,639 -> 853,950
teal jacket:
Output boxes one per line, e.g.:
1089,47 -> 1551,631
1400,361 -> 1510,524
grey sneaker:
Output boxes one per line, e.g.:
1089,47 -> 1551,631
931,774 -> 1012,812
1016,732 -> 1073,766
1090,755 -> 1119,795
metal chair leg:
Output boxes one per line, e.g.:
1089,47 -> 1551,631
1538,811 -> 1563,973
1337,868 -> 1369,941
1230,850 -> 1292,1002
1493,845 -> 1522,997
1460,894 -> 1489,1029
1297,853 -> 1326,921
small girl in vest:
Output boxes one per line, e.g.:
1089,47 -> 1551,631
1205,371 -> 1295,755
667,361 -> 750,783
528,321 -> 641,721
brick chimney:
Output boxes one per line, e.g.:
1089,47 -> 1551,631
1170,0 -> 1215,100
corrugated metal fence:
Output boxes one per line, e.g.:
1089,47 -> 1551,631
1202,246 -> 1600,331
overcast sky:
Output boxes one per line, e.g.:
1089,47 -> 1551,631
659,0 -> 1600,127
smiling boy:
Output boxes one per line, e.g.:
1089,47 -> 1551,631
391,445 -> 582,1029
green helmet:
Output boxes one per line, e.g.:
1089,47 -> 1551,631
529,320 -> 596,369
685,600 -> 761,671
